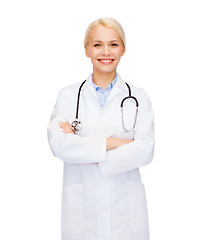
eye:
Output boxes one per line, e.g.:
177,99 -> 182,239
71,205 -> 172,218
94,43 -> 101,47
111,43 -> 118,47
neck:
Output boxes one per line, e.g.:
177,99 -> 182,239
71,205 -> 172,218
92,70 -> 117,91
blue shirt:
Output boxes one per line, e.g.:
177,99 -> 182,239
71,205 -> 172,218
92,73 -> 118,108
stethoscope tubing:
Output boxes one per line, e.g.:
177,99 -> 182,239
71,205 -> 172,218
75,80 -> 86,120
72,79 -> 139,132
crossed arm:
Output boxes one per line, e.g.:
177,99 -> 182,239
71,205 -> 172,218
48,87 -> 154,178
58,121 -> 133,152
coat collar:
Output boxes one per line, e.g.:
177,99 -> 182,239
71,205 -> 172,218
80,73 -> 129,108
82,72 -> 128,92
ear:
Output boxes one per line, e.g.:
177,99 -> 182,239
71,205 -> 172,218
85,45 -> 90,58
121,46 -> 125,57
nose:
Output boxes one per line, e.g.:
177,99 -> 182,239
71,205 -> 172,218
102,44 -> 110,56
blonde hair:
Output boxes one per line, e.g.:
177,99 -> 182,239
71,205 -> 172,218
84,17 -> 126,50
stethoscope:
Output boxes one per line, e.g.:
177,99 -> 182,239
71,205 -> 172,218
71,80 -> 139,132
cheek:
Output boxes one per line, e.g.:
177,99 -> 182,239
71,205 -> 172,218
114,49 -> 124,58
91,50 -> 102,60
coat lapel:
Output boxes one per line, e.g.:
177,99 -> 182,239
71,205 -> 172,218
82,73 -> 129,109
82,73 -> 98,100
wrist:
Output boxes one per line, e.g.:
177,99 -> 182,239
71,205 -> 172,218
106,137 -> 118,151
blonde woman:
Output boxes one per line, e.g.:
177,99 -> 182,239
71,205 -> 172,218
47,17 -> 154,240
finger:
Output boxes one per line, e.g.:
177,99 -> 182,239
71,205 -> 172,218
65,121 -> 71,127
65,123 -> 74,132
64,126 -> 72,133
59,121 -> 66,126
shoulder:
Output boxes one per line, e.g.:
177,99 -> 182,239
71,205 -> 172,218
57,80 -> 84,99
123,80 -> 151,102
59,81 -> 82,93
131,84 -> 148,96
119,74 -> 152,108
118,73 -> 149,97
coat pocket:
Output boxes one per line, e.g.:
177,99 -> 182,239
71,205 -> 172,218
61,183 -> 84,235
127,180 -> 149,231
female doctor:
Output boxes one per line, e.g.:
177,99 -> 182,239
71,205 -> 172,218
47,17 -> 154,240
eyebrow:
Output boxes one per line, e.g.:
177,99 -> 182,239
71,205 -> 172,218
92,40 -> 120,43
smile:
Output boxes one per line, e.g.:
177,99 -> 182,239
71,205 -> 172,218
98,59 -> 115,65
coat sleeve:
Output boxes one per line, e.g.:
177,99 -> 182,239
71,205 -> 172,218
47,87 -> 107,164
98,89 -> 155,178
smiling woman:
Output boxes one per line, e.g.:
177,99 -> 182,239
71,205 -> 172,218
84,21 -> 125,89
47,17 -> 154,240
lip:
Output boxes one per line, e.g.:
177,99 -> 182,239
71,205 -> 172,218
98,59 -> 115,65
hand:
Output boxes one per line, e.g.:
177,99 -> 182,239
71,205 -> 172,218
59,121 -> 75,134
106,137 -> 134,151
117,138 -> 133,148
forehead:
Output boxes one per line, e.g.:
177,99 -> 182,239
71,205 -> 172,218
90,25 -> 120,42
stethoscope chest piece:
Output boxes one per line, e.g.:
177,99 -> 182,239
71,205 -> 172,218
71,119 -> 81,131
71,80 -> 86,132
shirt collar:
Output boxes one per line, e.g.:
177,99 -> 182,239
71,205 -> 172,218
81,72 -> 128,93
91,73 -> 118,91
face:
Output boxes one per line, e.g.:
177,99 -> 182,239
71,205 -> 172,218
85,25 -> 125,75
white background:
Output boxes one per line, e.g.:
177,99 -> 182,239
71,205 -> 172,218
0,0 -> 215,239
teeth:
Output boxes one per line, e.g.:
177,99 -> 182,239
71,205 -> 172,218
100,59 -> 113,63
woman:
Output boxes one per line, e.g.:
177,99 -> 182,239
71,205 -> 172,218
47,17 -> 154,240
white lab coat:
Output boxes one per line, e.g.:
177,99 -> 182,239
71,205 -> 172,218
47,73 -> 154,240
